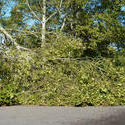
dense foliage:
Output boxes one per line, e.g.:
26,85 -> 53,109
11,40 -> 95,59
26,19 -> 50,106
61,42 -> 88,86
0,35 -> 125,106
0,0 -> 125,106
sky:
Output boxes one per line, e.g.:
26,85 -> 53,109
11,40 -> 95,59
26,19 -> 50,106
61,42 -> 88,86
121,6 -> 125,11
1,0 -> 16,18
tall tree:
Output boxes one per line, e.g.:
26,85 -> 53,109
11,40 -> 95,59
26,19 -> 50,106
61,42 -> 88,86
6,0 -> 67,47
63,0 -> 125,56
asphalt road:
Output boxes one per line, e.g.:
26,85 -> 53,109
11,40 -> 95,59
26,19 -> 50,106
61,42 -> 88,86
0,106 -> 125,125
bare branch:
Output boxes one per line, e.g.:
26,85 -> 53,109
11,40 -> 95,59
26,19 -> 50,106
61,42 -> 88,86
6,29 -> 39,38
26,0 -> 42,23
59,0 -> 63,8
46,0 -> 64,23
0,26 -> 31,51
38,0 -> 42,9
60,17 -> 66,31
56,0 -> 63,14
46,11 -> 57,23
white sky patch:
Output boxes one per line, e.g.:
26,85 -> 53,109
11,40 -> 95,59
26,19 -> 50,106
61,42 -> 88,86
1,1 -> 17,17
121,6 -> 125,11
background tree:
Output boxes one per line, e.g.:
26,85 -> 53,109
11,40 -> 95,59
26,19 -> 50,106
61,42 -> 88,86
62,0 -> 125,56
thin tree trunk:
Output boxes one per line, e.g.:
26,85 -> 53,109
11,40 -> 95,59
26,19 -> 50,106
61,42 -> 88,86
60,17 -> 66,31
41,0 -> 46,46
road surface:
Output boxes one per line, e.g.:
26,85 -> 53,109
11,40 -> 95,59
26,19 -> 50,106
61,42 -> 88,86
0,106 -> 125,125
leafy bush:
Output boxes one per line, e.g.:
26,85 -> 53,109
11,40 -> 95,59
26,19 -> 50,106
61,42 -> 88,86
0,35 -> 125,106
0,83 -> 19,106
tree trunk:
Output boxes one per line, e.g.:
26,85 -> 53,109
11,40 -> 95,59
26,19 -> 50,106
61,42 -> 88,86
41,0 -> 46,46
